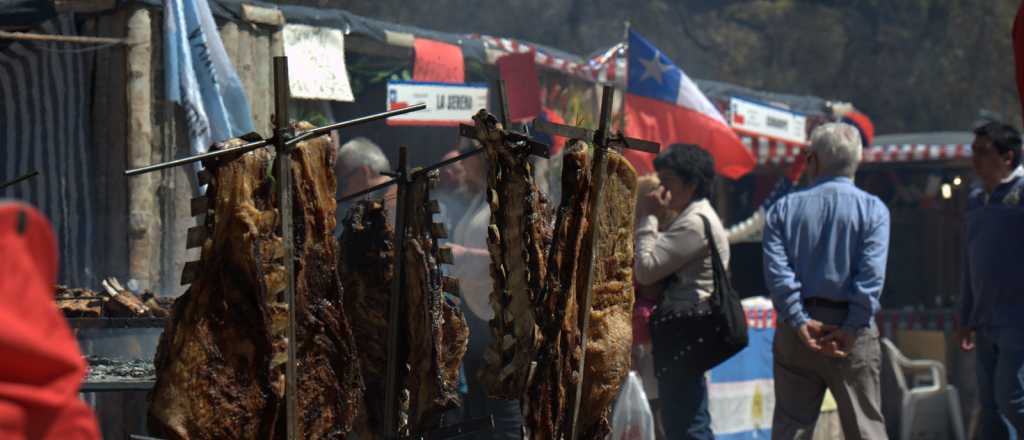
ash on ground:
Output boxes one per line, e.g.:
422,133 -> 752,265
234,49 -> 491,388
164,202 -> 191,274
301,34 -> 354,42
85,356 -> 155,382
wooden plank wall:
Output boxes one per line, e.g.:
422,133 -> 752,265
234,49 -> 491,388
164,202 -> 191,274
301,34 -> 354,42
222,20 -> 280,138
85,7 -> 283,296
146,15 -> 282,296
88,9 -> 129,283
125,7 -> 160,291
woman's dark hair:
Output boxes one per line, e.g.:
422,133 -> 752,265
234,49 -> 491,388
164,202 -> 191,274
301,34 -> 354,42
974,122 -> 1023,167
653,143 -> 716,199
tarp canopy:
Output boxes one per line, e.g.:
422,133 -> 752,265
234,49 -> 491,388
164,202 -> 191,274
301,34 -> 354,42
126,0 -> 833,114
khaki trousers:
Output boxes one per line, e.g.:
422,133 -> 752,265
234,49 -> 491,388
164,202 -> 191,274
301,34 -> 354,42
771,305 -> 888,440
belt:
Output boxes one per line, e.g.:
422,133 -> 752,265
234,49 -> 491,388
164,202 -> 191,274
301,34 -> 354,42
803,297 -> 849,310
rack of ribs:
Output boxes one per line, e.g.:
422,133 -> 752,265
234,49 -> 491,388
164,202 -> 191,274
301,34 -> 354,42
148,123 -> 362,440
340,171 -> 468,438
472,110 -> 552,401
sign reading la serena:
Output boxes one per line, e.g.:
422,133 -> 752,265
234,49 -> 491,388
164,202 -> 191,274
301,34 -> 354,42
386,80 -> 489,126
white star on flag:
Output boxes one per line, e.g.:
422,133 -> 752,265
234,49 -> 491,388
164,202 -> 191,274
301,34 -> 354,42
637,51 -> 671,85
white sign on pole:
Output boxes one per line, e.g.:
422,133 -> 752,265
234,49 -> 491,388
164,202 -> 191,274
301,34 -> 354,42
283,24 -> 354,102
729,97 -> 807,144
386,81 -> 488,126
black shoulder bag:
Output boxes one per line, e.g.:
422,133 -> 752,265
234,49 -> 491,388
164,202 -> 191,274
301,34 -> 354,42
648,214 -> 749,378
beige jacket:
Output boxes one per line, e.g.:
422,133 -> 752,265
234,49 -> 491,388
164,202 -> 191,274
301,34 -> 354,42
634,198 -> 730,310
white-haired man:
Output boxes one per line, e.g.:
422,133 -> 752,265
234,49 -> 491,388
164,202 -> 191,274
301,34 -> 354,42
336,137 -> 396,228
762,122 -> 890,439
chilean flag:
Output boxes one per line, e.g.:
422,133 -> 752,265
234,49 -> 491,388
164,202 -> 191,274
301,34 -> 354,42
623,31 -> 755,179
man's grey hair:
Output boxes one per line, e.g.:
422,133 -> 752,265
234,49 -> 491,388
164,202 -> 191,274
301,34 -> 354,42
337,137 -> 390,174
808,122 -> 862,178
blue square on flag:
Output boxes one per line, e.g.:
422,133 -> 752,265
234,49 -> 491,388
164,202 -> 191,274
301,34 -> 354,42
628,31 -> 682,104
622,30 -> 755,179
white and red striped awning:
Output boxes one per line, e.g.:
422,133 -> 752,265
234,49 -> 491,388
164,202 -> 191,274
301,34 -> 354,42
476,35 -> 627,85
862,143 -> 972,163
742,135 -> 806,166
747,137 -> 974,166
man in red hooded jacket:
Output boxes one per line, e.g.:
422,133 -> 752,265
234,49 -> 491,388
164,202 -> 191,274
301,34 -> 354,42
0,201 -> 100,440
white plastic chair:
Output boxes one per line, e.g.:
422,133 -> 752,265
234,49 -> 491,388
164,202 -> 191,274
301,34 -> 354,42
879,337 -> 966,440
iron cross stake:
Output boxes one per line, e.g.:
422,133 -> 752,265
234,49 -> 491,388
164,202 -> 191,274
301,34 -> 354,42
533,84 -> 660,440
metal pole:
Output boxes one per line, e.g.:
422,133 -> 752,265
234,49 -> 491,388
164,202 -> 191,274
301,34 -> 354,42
125,139 -> 270,176
287,104 -> 426,146
273,56 -> 299,440
124,105 -> 425,177
617,21 -> 630,131
383,147 -> 410,439
496,79 -> 511,128
0,170 -> 39,190
337,146 -> 488,203
568,85 -> 615,440
0,30 -> 127,45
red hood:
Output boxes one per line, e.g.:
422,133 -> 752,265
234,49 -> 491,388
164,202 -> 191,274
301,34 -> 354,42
0,202 -> 99,440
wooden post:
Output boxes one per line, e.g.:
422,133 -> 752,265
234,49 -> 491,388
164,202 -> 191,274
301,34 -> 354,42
253,29 -> 271,136
219,21 -> 239,64
91,10 -> 129,282
126,7 -> 160,290
237,28 -> 256,111
270,27 -> 284,58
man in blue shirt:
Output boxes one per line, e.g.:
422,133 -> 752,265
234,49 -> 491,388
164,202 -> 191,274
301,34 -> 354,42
958,122 -> 1024,439
763,122 -> 890,440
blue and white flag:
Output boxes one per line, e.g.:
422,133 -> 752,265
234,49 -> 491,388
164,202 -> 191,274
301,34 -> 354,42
165,0 -> 254,155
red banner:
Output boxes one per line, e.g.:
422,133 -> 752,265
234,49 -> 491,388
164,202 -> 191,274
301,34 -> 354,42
413,38 -> 464,84
497,51 -> 542,123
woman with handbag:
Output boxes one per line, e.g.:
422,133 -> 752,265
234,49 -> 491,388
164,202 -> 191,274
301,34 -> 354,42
635,143 -> 746,440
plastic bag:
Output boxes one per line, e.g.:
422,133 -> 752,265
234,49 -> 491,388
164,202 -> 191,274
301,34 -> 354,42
611,371 -> 656,440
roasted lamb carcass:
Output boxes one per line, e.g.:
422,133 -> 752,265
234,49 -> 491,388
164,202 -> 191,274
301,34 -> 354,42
340,172 -> 468,438
148,123 -> 362,440
526,141 -> 591,439
529,142 -> 638,439
402,170 -> 469,434
576,146 -> 638,439
471,110 -> 551,401
340,200 -> 394,438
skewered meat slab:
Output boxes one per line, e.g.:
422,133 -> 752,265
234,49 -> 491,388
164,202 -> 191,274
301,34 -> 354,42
340,200 -> 394,439
473,110 -> 551,400
577,148 -> 638,439
402,171 -> 469,435
526,142 -> 590,439
148,125 -> 362,440
340,172 -> 468,438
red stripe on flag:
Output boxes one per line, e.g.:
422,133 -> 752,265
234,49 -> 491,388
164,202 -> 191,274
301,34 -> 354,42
623,94 -> 755,178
